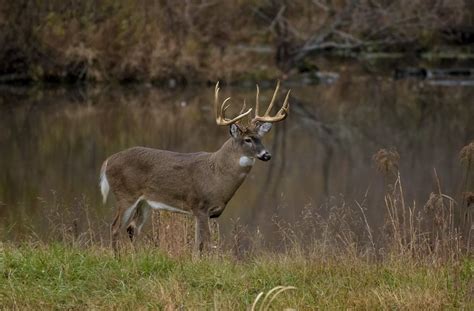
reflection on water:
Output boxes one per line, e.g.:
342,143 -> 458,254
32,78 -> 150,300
0,76 -> 473,243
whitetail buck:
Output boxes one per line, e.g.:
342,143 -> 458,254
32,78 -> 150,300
100,82 -> 290,254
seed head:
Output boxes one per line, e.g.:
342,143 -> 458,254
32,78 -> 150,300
460,142 -> 474,166
464,191 -> 474,207
373,148 -> 400,177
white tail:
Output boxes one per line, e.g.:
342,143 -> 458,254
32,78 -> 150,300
99,160 -> 110,204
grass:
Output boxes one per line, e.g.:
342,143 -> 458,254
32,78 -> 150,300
0,243 -> 472,310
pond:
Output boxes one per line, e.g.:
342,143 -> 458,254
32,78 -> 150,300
1,74 -> 473,246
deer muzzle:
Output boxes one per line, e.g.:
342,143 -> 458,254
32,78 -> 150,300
257,150 -> 272,161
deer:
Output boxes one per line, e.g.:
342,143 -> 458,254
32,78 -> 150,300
99,81 -> 290,254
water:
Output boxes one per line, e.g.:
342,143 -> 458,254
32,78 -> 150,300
1,75 -> 473,243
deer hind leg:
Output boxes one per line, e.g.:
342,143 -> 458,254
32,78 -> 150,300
111,208 -> 122,254
135,203 -> 151,237
111,197 -> 142,253
126,203 -> 139,242
127,201 -> 151,242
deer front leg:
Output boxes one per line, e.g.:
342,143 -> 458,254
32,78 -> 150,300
194,211 -> 210,256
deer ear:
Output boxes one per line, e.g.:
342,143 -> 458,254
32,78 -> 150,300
229,124 -> 242,138
257,122 -> 272,136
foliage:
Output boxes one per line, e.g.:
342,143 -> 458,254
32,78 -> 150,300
0,0 -> 470,83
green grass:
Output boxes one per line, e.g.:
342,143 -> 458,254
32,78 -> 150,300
0,243 -> 471,310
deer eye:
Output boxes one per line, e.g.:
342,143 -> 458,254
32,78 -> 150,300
244,137 -> 252,143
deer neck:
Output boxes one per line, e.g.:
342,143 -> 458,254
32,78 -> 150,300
211,138 -> 254,175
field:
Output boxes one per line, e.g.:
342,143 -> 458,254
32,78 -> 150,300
0,243 -> 472,310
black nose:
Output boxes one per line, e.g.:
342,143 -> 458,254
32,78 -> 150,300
259,152 -> 272,161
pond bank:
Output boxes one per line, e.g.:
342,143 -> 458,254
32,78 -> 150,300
1,50 -> 474,87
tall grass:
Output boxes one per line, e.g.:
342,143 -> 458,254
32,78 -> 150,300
5,144 -> 472,260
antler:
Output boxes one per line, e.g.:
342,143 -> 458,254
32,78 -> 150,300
252,80 -> 290,124
214,82 -> 252,126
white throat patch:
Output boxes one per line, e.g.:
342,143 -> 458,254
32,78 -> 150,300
239,156 -> 255,167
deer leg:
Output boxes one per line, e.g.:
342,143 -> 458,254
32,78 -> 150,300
135,203 -> 151,237
126,226 -> 135,241
126,203 -> 141,242
111,198 -> 140,254
110,208 -> 122,254
128,202 -> 151,241
194,211 -> 210,256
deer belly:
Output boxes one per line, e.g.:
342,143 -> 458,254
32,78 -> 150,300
145,200 -> 192,215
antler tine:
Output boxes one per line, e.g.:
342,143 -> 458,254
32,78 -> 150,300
252,80 -> 290,123
221,97 -> 231,113
282,89 -> 290,112
214,81 -> 221,121
214,82 -> 252,126
255,84 -> 260,117
277,89 -> 291,118
239,99 -> 247,115
264,80 -> 280,116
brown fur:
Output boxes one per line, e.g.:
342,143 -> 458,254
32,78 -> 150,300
106,140 -> 251,215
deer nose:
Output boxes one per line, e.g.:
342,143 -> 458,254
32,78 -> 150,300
258,151 -> 272,161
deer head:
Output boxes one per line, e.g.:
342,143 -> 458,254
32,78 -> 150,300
214,81 -> 290,162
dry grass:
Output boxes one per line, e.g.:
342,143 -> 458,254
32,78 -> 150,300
22,146 -> 472,262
